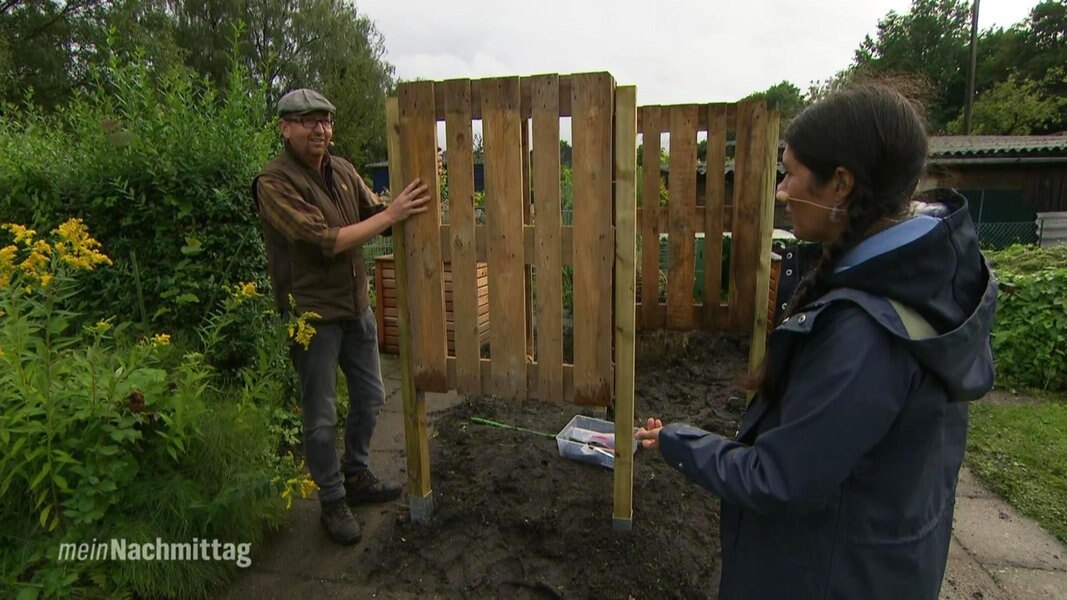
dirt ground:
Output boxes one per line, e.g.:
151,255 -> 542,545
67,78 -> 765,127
363,332 -> 750,599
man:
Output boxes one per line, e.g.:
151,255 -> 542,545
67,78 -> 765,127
253,88 -> 429,545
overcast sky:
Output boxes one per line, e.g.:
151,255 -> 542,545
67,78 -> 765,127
358,0 -> 1034,104
355,0 -> 1036,145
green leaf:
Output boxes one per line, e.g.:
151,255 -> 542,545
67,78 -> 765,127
39,504 -> 51,528
181,237 -> 203,255
175,293 -> 200,304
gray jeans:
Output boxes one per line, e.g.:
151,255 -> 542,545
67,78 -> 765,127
289,308 -> 385,504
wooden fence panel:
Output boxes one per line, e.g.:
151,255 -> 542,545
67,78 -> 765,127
443,79 -> 481,395
570,72 -> 614,406
398,81 -> 448,391
481,77 -> 527,399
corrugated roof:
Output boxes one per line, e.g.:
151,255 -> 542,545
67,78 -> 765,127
928,135 -> 1067,157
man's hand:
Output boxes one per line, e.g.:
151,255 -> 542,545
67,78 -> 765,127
385,178 -> 431,224
635,417 -> 664,451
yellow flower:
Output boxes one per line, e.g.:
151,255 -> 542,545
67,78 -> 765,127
3,223 -> 36,245
0,244 -> 16,289
231,281 -> 260,302
52,218 -> 111,271
150,333 -> 171,347
18,239 -> 52,286
288,317 -> 318,350
86,318 -> 113,336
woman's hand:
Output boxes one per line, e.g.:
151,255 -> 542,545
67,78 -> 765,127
635,417 -> 664,451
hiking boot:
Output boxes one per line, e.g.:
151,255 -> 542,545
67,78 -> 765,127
344,469 -> 402,506
320,498 -> 362,545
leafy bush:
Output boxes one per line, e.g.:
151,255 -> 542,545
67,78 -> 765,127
988,245 -> 1067,391
0,221 -> 310,598
0,50 -> 277,343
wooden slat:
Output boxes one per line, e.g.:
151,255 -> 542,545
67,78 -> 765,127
727,100 -> 767,332
521,108 -> 535,359
570,72 -> 614,406
435,74 -> 573,120
439,224 -> 576,265
482,77 -> 527,400
704,103 -> 729,330
612,85 -> 637,529
398,81 -> 448,391
666,104 -> 698,330
531,74 -> 564,404
446,358 -> 580,403
640,106 -> 663,329
387,97 -> 432,505
638,206 -> 734,234
375,254 -> 386,351
443,79 -> 481,395
637,103 -> 738,133
748,110 -> 780,384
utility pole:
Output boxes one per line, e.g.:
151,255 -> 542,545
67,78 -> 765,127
964,0 -> 981,135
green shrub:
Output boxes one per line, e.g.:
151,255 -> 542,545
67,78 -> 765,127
0,221 -> 310,598
988,245 -> 1067,391
0,50 -> 277,342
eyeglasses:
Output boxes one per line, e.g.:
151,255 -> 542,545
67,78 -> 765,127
286,116 -> 335,130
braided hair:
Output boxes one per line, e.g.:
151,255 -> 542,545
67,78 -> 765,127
780,84 -> 928,320
742,84 -> 928,395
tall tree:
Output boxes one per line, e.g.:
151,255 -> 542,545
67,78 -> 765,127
852,0 -> 973,132
165,0 -> 395,167
742,80 -> 809,133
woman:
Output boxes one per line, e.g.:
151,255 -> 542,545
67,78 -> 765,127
635,84 -> 996,599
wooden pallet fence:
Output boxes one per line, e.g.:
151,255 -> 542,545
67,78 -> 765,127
635,100 -> 776,334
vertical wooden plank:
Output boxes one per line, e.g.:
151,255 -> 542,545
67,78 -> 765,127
666,105 -> 698,330
703,103 -> 728,330
612,86 -> 637,531
727,100 -> 767,332
521,113 -> 535,360
388,98 -> 432,517
748,111 -> 780,380
640,106 -> 662,330
571,72 -> 614,406
443,79 -> 480,395
481,77 -> 527,400
531,74 -> 564,404
399,81 -> 449,391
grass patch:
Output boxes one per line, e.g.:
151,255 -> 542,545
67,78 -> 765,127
966,396 -> 1067,544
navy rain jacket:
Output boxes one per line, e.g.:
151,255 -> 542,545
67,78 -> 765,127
659,190 -> 997,599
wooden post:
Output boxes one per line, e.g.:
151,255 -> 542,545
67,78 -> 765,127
387,97 -> 433,523
612,86 -> 637,533
747,110 -> 780,385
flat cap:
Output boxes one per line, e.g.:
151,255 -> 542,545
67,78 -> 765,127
277,88 -> 336,116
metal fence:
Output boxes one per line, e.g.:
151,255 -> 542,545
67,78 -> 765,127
976,221 -> 1041,250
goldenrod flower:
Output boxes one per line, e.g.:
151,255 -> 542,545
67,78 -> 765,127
18,240 -> 52,286
52,218 -> 111,271
86,318 -> 113,336
0,245 -> 16,289
287,318 -> 317,350
150,333 -> 171,347
3,224 -> 36,245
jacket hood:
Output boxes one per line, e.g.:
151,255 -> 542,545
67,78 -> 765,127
827,189 -> 997,402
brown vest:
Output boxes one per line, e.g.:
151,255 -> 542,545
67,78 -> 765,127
252,146 -> 386,322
